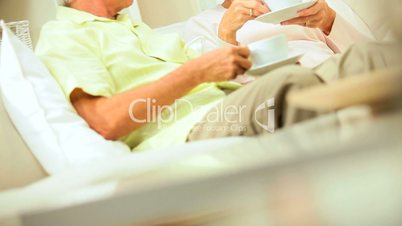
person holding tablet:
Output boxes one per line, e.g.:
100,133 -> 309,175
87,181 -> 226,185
184,0 -> 375,68
281,0 -> 375,51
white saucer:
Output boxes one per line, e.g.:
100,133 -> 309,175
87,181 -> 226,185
247,54 -> 303,75
256,0 -> 317,24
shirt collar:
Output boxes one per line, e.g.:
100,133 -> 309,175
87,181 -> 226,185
56,6 -> 139,26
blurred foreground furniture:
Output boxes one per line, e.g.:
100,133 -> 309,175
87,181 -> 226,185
288,68 -> 402,112
1,108 -> 401,226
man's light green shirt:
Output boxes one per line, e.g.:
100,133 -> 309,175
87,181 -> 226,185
36,7 -> 239,150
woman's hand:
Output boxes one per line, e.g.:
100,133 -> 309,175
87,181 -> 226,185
281,0 -> 336,35
219,0 -> 270,45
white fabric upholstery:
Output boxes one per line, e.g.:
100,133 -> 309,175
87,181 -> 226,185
343,0 -> 394,41
0,22 -> 131,175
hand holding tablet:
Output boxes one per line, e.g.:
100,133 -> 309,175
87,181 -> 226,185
280,0 -> 337,34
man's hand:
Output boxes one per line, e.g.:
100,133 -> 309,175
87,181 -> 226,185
184,46 -> 252,83
281,0 -> 336,35
219,0 -> 270,45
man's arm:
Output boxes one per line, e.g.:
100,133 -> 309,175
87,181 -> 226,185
71,46 -> 251,140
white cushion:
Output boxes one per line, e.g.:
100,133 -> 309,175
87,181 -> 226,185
343,0 -> 394,41
0,21 -> 131,175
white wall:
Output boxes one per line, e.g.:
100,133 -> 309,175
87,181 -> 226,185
0,0 -> 223,45
0,0 -> 57,46
136,0 -> 222,28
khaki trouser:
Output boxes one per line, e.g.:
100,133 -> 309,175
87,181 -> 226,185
188,42 -> 402,141
188,65 -> 322,141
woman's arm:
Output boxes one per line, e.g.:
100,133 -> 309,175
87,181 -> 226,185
218,0 -> 269,45
324,0 -> 375,52
281,0 -> 375,52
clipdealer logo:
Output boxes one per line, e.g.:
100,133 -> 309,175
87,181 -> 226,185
254,97 -> 275,133
128,97 -> 275,133
128,98 -> 194,129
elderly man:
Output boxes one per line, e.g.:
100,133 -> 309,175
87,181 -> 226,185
36,0 -> 322,150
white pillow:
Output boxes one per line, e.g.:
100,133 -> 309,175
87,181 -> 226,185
0,21 -> 131,175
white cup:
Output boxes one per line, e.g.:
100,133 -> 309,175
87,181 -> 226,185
248,34 -> 288,67
264,0 -> 302,11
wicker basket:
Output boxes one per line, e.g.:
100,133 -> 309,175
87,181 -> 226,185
0,20 -> 33,49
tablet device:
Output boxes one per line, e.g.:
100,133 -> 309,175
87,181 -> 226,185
256,0 -> 317,24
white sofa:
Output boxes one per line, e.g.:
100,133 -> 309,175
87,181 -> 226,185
0,0 -> 396,191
